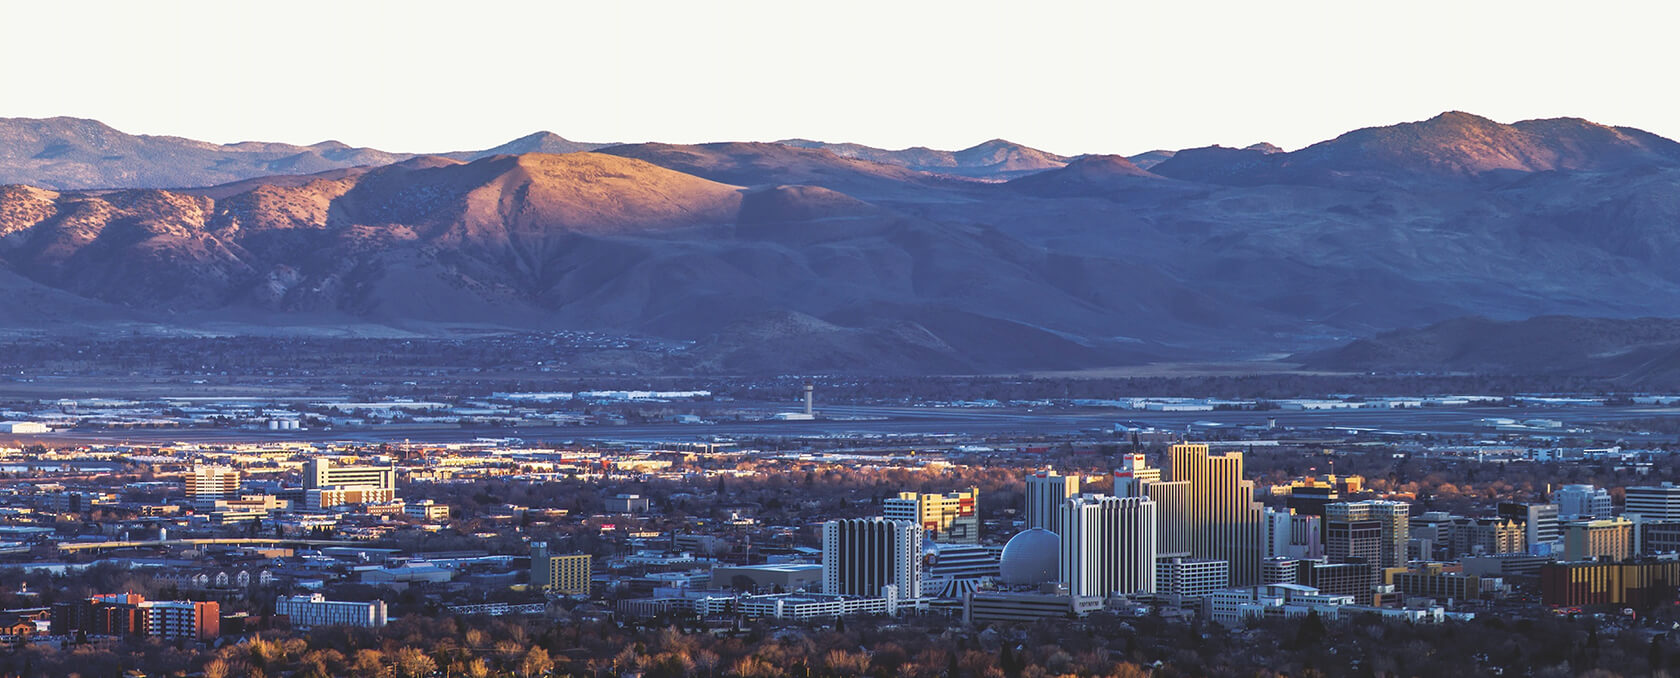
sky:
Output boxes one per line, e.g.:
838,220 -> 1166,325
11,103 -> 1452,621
3,0 -> 1675,156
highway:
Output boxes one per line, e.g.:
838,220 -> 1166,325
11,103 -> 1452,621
14,402 -> 1680,447
58,537 -> 366,552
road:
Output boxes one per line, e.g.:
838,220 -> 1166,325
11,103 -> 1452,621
13,403 -> 1680,447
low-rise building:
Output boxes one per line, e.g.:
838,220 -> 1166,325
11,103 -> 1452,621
1156,557 -> 1230,600
711,563 -> 823,593
963,588 -> 1104,623
605,494 -> 651,514
275,594 -> 388,630
403,499 -> 449,521
1540,560 -> 1680,608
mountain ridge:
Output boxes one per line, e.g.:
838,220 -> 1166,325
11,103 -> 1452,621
3,112 -> 1680,373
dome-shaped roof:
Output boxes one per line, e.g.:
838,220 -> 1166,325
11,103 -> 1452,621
999,527 -> 1060,586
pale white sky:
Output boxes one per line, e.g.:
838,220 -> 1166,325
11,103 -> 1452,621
3,0 -> 1674,156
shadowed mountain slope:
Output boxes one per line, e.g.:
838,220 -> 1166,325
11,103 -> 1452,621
1300,316 -> 1680,386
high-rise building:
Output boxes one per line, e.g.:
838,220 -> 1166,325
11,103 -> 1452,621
184,466 -> 239,505
822,518 -> 923,604
275,594 -> 387,629
530,542 -> 593,595
1264,507 -> 1324,559
142,600 -> 220,641
1554,484 -> 1613,520
1449,517 -> 1525,558
1024,471 -> 1079,536
1325,512 -> 1382,565
1144,443 -> 1266,585
1498,502 -> 1560,554
883,488 -> 979,544
1112,454 -> 1160,498
1626,483 -> 1680,521
1324,501 -> 1409,568
1059,495 -> 1157,597
1562,518 -> 1633,562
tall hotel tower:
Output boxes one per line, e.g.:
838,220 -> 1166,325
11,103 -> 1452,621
822,518 -> 924,603
1025,470 -> 1079,535
1144,443 -> 1266,586
1059,495 -> 1158,596
1113,453 -> 1160,498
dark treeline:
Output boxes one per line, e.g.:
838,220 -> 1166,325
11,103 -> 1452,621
2,602 -> 1676,678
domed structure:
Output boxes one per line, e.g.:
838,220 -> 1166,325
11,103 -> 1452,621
999,527 -> 1060,586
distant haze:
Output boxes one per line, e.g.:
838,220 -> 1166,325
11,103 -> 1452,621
2,1 -> 1675,156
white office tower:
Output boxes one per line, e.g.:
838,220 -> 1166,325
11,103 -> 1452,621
1025,470 -> 1079,535
1554,484 -> 1613,520
1626,482 -> 1680,521
1059,495 -> 1157,597
1113,454 -> 1161,498
184,466 -> 240,505
1145,443 -> 1266,586
1265,507 -> 1325,559
822,518 -> 924,607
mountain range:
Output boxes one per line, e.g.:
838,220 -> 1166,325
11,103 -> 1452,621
4,111 -> 1680,374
